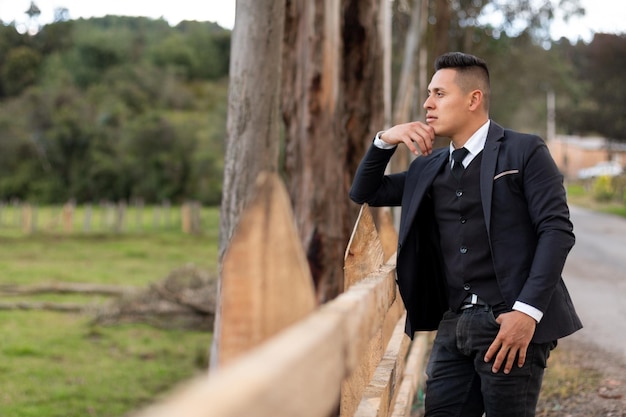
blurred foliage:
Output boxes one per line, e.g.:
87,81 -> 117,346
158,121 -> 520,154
1,1 -> 625,206
0,15 -> 228,205
556,33 -> 626,141
591,175 -> 615,202
391,0 -> 625,144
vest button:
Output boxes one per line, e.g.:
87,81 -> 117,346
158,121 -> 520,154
463,283 -> 471,291
456,190 -> 463,197
460,246 -> 468,254
460,217 -> 467,224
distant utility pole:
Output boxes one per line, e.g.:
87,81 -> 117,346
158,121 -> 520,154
547,89 -> 555,142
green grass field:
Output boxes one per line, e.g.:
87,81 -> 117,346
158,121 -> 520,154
0,206 -> 219,417
1,194 -> 621,416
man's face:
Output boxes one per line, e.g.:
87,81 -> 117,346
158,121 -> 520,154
423,68 -> 472,140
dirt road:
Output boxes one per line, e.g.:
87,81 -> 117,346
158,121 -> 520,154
562,205 -> 626,363
539,205 -> 626,415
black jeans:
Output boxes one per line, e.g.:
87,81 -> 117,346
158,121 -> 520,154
424,306 -> 552,417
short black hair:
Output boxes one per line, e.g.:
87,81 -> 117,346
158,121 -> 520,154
435,52 -> 490,79
435,52 -> 490,109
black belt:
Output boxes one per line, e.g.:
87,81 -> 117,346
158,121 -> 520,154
460,294 -> 487,310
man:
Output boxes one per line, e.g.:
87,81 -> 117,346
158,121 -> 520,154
349,52 -> 582,416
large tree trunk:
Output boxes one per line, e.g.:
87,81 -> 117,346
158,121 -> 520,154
213,0 -> 286,368
282,0 -> 384,303
218,0 -> 285,256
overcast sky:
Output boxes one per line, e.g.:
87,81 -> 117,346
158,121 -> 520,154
1,0 -> 625,42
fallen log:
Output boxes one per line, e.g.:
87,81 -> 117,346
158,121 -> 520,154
0,301 -> 86,312
0,282 -> 135,296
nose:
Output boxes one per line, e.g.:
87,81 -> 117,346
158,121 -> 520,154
423,94 -> 433,110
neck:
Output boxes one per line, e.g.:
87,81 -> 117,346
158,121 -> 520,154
451,117 -> 488,149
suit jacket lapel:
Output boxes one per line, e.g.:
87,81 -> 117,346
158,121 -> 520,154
399,149 -> 449,246
480,122 -> 505,238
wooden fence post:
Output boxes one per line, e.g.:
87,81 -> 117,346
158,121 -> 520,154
83,204 -> 92,232
218,171 -> 317,366
344,204 -> 385,290
115,201 -> 126,233
181,203 -> 191,234
163,200 -> 172,228
376,207 -> 398,263
21,204 -> 33,234
62,202 -> 74,233
134,199 -> 144,231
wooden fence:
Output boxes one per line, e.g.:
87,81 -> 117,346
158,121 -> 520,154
0,200 -> 203,234
132,172 -> 432,417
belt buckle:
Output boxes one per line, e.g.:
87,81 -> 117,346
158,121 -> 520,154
461,294 -> 483,310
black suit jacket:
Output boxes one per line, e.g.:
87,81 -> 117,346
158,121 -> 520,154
350,121 -> 582,343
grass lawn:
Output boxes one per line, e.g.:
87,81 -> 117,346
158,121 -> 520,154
0,206 -> 219,417
567,181 -> 626,218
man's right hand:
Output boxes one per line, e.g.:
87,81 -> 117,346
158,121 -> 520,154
380,121 -> 436,156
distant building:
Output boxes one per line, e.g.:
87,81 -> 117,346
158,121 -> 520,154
547,135 -> 626,180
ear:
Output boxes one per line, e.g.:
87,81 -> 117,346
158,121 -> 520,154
468,90 -> 483,111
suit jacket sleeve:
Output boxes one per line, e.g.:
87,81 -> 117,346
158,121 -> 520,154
512,137 -> 575,313
349,143 -> 405,207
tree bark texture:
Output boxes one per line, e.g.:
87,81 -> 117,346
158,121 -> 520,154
214,0 -> 286,369
282,0 -> 384,302
219,0 -> 286,260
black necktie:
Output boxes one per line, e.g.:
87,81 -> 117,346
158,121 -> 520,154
451,147 -> 469,180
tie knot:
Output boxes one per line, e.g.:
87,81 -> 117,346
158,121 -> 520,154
452,147 -> 469,164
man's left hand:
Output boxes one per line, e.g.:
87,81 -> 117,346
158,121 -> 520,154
484,310 -> 537,374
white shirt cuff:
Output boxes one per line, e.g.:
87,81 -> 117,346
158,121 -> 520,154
373,131 -> 396,149
513,301 -> 543,323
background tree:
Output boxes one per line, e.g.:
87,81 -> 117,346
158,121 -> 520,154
214,0 -> 286,367
281,0 -> 384,302
0,15 -> 230,205
1,46 -> 41,96
565,34 -> 626,143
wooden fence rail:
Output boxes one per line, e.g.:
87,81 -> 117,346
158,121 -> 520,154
132,172 -> 430,417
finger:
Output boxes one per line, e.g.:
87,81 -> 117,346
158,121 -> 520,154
491,347 -> 508,373
503,348 -> 517,374
411,135 -> 429,156
413,124 -> 435,147
517,345 -> 528,368
413,121 -> 435,138
407,132 -> 432,156
402,137 -> 420,156
419,135 -> 433,156
484,339 -> 501,364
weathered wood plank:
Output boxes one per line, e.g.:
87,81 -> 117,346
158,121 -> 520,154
134,261 -> 399,417
341,329 -> 384,417
219,172 -> 317,366
390,332 -> 432,417
376,206 -> 398,264
344,204 -> 385,290
133,310 -> 346,417
355,313 -> 410,417
382,289 -> 404,349
338,261 -> 397,416
326,263 -> 397,374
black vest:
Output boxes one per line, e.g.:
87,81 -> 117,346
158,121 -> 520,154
431,151 -> 504,311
